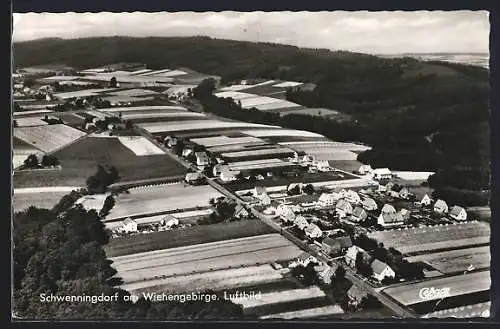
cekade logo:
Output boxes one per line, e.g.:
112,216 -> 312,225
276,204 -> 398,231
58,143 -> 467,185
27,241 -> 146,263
419,287 -> 451,300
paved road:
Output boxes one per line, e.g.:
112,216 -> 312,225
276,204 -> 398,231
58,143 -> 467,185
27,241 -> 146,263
133,116 -> 418,318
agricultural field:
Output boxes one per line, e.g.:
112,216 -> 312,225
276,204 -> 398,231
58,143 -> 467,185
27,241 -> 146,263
12,191 -> 68,212
137,120 -> 278,134
122,264 -> 287,294
105,219 -> 274,257
13,136 -> 186,188
105,183 -> 223,221
226,158 -> 296,171
109,234 -> 302,283
222,147 -> 296,161
14,117 -> 48,127
405,246 -> 490,274
75,194 -> 110,211
13,109 -> 54,117
208,143 -> 275,154
119,111 -> 206,122
107,88 -> 160,97
367,222 -> 490,255
13,137 -> 43,169
100,105 -> 189,114
14,124 -> 87,153
52,112 -> 86,125
422,302 -> 491,319
191,136 -> 265,148
52,88 -> 115,99
381,270 -> 490,307
241,129 -> 325,139
116,136 -> 165,156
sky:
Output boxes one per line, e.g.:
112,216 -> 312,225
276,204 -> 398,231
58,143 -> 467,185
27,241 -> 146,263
12,11 -> 490,54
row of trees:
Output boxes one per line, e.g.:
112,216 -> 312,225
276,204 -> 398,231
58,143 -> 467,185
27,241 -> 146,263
23,154 -> 60,169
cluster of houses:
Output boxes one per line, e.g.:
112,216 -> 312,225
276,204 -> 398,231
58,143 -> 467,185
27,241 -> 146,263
288,153 -> 332,172
113,215 -> 181,236
357,165 -> 393,181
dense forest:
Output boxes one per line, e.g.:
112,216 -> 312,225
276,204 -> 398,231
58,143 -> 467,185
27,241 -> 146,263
13,192 -> 244,320
13,37 -> 490,205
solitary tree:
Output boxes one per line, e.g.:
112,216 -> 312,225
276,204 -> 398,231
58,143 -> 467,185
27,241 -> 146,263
109,77 -> 118,88
302,184 -> 315,195
23,154 -> 39,168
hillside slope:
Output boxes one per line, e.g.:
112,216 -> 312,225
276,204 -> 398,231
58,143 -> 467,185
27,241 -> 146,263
13,36 -> 490,205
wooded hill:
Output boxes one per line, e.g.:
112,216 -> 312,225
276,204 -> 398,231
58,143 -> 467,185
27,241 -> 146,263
13,37 -> 490,205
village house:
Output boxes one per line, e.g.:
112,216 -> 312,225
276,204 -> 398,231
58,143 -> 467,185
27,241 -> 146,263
420,194 -> 432,206
361,197 -> 378,211
120,218 -> 138,233
220,169 -> 240,182
160,215 -> 179,229
184,172 -> 204,185
296,252 -> 319,267
164,136 -> 178,148
449,205 -> 467,221
294,215 -> 310,230
370,259 -> 396,282
358,164 -> 373,175
399,187 -> 411,200
346,285 -> 369,309
337,189 -> 348,200
305,223 -> 323,240
388,189 -> 401,198
345,246 -> 368,268
378,212 -> 404,228
182,147 -> 194,158
434,199 -> 449,214
258,194 -> 272,206
317,192 -> 338,208
376,184 -> 387,193
321,236 -> 353,256
371,168 -> 392,180
380,203 -> 397,215
213,164 -> 229,177
345,190 -> 361,204
336,199 -> 353,218
314,265 -> 335,284
314,159 -> 331,171
276,204 -> 296,223
195,151 -> 210,167
351,206 -> 368,223
399,208 -> 411,222
253,186 -> 267,197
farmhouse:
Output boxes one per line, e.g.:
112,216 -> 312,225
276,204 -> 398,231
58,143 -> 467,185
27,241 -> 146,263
449,205 -> 467,221
322,236 -> 353,256
294,215 -> 310,230
182,147 -> 194,158
296,252 -> 319,267
351,206 -> 368,223
362,197 -> 378,211
345,190 -> 361,204
380,204 -> 397,215
276,204 -> 296,223
336,199 -> 353,218
371,168 -> 392,180
399,187 -> 411,199
305,223 -> 323,239
378,212 -> 404,228
358,164 -> 373,175
434,199 -> 449,214
347,285 -> 369,309
317,192 -> 338,207
345,246 -> 368,268
370,259 -> 396,282
160,215 -> 179,229
185,172 -> 204,185
120,218 -> 138,233
399,208 -> 411,221
315,265 -> 335,284
420,194 -> 432,206
253,186 -> 267,198
220,170 -> 240,182
195,151 -> 210,167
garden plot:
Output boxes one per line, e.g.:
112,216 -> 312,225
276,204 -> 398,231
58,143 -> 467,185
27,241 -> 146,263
219,80 -> 276,92
138,120 -> 278,134
53,113 -> 86,125
241,129 -> 324,139
253,102 -> 303,111
13,191 -> 68,212
105,220 -> 274,257
122,264 -> 284,294
368,222 -> 490,255
117,136 -> 165,156
260,305 -> 344,319
110,234 -> 302,283
100,105 -> 188,114
272,81 -> 304,88
14,117 -> 48,127
239,97 -> 302,111
14,124 -> 86,153
105,183 -> 223,221
405,246 -> 490,274
190,136 -> 265,148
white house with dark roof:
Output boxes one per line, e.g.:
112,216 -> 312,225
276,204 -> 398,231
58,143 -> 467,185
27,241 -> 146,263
195,151 -> 210,167
351,206 -> 368,223
371,168 -> 392,180
370,259 -> 395,282
336,199 -> 353,218
362,197 -> 378,211
434,199 -> 449,214
449,205 -> 467,221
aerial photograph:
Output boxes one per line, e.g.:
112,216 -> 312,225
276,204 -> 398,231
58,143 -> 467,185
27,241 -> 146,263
11,11 -> 491,320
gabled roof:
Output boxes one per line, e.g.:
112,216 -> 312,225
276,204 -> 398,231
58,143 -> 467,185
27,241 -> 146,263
362,197 -> 377,207
123,218 -> 136,225
298,251 -> 313,261
346,245 -> 366,260
381,204 -> 397,214
195,151 -> 208,158
348,284 -> 369,299
371,259 -> 391,275
434,199 -> 448,208
372,168 -> 391,175
305,223 -> 322,234
450,205 -> 465,216
352,206 -> 367,218
336,199 -> 352,211
380,212 -> 404,224
254,186 -> 267,195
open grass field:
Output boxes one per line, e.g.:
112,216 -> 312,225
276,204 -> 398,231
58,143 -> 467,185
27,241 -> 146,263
405,246 -> 490,274
105,183 -> 222,221
138,120 -> 277,134
13,136 -> 186,188
381,270 -> 490,307
14,124 -> 87,153
109,234 -> 302,283
121,264 -> 285,294
367,221 -> 490,255
12,191 -> 68,212
105,220 -> 274,257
